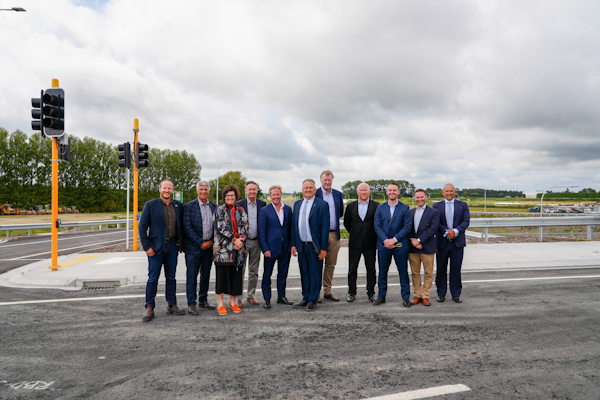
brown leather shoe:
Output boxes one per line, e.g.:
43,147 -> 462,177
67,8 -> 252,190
143,305 -> 154,322
247,297 -> 259,305
422,298 -> 431,306
167,305 -> 185,315
411,297 -> 421,305
198,301 -> 216,310
188,305 -> 199,315
324,293 -> 339,302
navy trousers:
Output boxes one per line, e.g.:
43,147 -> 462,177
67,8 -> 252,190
377,246 -> 410,300
298,247 -> 323,303
435,239 -> 464,298
145,241 -> 178,308
261,251 -> 291,301
185,249 -> 213,306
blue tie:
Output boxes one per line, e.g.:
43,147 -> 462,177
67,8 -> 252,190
446,201 -> 453,230
301,201 -> 309,240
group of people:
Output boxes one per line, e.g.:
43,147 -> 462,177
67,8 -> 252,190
137,171 -> 470,322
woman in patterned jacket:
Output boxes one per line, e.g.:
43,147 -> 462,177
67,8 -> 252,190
213,184 -> 248,315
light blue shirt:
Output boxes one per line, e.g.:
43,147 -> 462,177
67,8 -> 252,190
358,200 -> 369,221
321,188 -> 337,230
388,201 -> 397,218
414,205 -> 426,233
299,197 -> 315,242
444,199 -> 459,237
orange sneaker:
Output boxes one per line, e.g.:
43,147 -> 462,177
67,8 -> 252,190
229,303 -> 242,313
217,306 -> 227,316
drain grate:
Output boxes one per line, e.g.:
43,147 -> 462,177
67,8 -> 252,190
81,281 -> 121,289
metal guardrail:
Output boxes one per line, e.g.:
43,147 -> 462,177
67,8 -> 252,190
0,219 -> 132,239
470,211 -> 595,217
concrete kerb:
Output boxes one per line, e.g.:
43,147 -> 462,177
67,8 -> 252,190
1,242 -> 599,290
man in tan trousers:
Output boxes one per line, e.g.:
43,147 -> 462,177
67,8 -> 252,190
408,189 -> 440,306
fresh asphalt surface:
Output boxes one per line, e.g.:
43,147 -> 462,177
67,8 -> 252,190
0,229 -> 132,274
1,268 -> 600,399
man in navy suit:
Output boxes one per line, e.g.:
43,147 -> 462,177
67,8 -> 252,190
291,179 -> 330,311
315,170 -> 344,302
183,180 -> 217,315
408,189 -> 440,306
432,183 -> 470,303
343,182 -> 379,303
258,185 -> 294,309
373,182 -> 413,307
236,181 -> 267,307
139,179 -> 185,322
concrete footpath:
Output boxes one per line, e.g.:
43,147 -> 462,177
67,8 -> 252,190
1,242 -> 599,290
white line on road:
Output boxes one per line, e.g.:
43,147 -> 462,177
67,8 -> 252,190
0,230 -> 130,248
10,239 -> 132,259
363,384 -> 470,400
1,274 -> 600,306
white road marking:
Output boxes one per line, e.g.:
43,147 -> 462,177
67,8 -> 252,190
0,230 -> 130,248
10,239 -> 131,259
1,274 -> 599,306
363,384 -> 470,400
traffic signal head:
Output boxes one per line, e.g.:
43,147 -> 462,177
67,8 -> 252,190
59,134 -> 71,162
137,143 -> 149,168
118,142 -> 131,169
42,88 -> 65,137
31,90 -> 44,134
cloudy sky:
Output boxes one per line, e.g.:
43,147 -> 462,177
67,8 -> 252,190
1,0 -> 599,193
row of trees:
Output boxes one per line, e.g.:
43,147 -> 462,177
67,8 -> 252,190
342,179 -> 416,199
0,128 -> 202,212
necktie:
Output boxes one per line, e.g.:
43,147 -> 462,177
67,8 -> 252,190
446,202 -> 453,230
301,201 -> 309,240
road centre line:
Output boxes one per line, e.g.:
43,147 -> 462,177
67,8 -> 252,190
0,230 -> 129,248
363,384 -> 470,400
1,274 -> 600,306
10,239 -> 130,259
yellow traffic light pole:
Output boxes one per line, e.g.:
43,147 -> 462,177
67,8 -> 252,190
51,79 -> 60,270
133,119 -> 139,251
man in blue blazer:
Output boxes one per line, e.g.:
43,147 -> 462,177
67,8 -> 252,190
315,170 -> 344,301
432,183 -> 470,303
291,179 -> 330,311
235,181 -> 267,306
139,179 -> 185,322
258,185 -> 294,309
408,189 -> 440,306
182,180 -> 217,314
373,182 -> 413,307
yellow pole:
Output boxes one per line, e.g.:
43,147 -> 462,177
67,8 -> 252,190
51,78 -> 60,270
133,119 -> 139,251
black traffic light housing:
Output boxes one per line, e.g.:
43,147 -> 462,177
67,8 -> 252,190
118,142 -> 131,169
31,90 -> 45,136
31,88 -> 65,137
136,143 -> 149,169
59,134 -> 71,162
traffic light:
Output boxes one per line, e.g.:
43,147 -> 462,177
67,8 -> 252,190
31,90 -> 45,136
59,134 -> 70,162
118,142 -> 131,169
42,88 -> 65,137
136,143 -> 149,169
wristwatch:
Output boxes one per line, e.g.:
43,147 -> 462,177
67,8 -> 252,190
417,238 -> 421,243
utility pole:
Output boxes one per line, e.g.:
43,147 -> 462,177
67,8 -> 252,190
133,119 -> 139,251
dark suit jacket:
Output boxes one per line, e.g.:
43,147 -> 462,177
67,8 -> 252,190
182,199 -> 217,255
139,197 -> 184,254
315,187 -> 344,239
235,198 -> 267,216
258,203 -> 293,257
409,206 -> 440,254
291,197 -> 330,254
432,199 -> 470,248
343,200 -> 378,249
374,201 -> 412,251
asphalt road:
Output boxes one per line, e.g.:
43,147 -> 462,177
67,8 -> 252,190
0,229 -> 132,274
1,268 -> 599,399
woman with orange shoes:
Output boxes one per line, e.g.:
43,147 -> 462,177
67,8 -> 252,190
213,184 -> 248,316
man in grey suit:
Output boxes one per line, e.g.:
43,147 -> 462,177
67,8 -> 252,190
183,180 -> 217,314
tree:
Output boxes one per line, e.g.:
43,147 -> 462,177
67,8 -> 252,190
209,171 -> 247,203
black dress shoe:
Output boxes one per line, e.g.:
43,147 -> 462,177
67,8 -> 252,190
306,301 -> 317,311
437,296 -> 445,302
402,299 -> 412,308
452,296 -> 462,303
293,300 -> 308,308
373,297 -> 386,306
277,297 -> 293,305
324,293 -> 339,301
368,294 -> 375,303
347,294 -> 356,302
187,305 -> 199,315
198,301 -> 216,310
263,300 -> 271,309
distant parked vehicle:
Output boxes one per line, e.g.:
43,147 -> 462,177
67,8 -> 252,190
527,207 -> 540,213
69,206 -> 80,213
0,204 -> 17,215
33,205 -> 47,215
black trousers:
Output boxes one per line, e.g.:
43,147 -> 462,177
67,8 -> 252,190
348,247 -> 377,296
